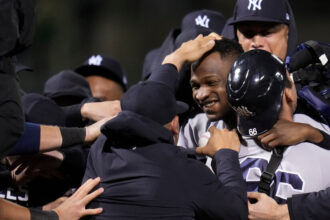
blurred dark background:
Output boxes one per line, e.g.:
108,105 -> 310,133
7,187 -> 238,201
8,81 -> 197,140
18,0 -> 330,93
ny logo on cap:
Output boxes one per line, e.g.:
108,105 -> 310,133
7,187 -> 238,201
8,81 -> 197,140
88,55 -> 103,66
232,106 -> 255,118
195,15 -> 210,28
247,0 -> 263,11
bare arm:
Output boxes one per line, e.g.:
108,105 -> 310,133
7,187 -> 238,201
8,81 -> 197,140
0,198 -> 31,220
162,33 -> 221,71
258,119 -> 324,148
80,100 -> 121,122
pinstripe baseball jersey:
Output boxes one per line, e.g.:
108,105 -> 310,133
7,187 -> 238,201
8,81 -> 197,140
178,113 -> 330,203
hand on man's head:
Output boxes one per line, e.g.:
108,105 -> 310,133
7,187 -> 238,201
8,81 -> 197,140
162,33 -> 222,71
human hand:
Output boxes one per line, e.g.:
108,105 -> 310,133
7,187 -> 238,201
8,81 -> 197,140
85,116 -> 115,143
81,100 -> 121,122
162,32 -> 222,71
258,119 -> 323,148
53,177 -> 104,220
196,126 -> 240,157
248,192 -> 289,220
6,151 -> 64,186
42,196 -> 68,211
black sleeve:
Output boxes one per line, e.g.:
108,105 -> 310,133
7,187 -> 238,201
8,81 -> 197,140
213,149 -> 247,191
287,187 -> 330,220
0,0 -> 35,57
193,149 -> 248,219
58,145 -> 89,187
148,63 -> 179,90
0,69 -> 25,158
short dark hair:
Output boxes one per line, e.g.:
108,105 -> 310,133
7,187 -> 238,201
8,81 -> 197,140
192,38 -> 244,71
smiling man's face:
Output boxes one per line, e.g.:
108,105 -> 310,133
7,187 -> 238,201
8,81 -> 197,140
190,52 -> 233,121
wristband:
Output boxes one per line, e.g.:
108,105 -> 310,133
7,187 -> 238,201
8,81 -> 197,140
59,127 -> 86,148
29,209 -> 59,220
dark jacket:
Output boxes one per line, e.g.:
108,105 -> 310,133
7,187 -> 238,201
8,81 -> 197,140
288,187 -> 330,220
83,110 -> 248,219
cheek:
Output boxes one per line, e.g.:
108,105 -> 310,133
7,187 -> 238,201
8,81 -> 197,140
238,38 -> 251,51
237,32 -> 250,50
268,35 -> 288,60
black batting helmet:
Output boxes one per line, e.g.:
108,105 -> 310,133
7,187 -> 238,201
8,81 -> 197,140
226,49 -> 287,137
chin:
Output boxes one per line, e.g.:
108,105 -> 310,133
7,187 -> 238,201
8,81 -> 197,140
206,112 -> 221,121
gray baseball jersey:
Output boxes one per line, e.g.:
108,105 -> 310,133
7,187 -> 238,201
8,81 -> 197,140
178,113 -> 330,203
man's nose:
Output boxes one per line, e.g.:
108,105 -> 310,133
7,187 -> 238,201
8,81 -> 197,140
195,86 -> 210,102
251,35 -> 265,49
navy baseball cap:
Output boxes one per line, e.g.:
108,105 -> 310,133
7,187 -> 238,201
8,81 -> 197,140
226,50 -> 287,137
44,70 -> 92,100
75,54 -> 128,91
181,9 -> 226,34
121,80 -> 189,125
229,0 -> 291,25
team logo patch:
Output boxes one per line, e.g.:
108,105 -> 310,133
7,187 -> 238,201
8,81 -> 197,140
88,55 -> 103,66
195,15 -> 210,28
275,72 -> 284,81
247,0 -> 263,11
248,128 -> 258,136
232,106 -> 255,118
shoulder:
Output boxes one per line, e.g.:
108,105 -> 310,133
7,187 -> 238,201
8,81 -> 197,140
293,113 -> 330,134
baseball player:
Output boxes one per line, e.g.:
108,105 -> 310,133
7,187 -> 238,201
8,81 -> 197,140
225,49 -> 330,203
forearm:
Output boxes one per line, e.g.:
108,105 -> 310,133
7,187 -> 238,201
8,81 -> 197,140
41,126 -> 86,152
0,198 -> 30,220
303,124 -> 324,144
162,52 -> 186,72
40,125 -> 62,152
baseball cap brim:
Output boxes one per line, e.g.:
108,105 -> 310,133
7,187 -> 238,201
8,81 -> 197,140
237,94 -> 283,137
229,16 -> 290,25
176,101 -> 189,115
75,65 -> 127,91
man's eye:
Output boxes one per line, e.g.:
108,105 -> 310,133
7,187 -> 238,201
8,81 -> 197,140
243,31 -> 255,39
261,31 -> 271,36
207,81 -> 219,86
191,84 -> 199,90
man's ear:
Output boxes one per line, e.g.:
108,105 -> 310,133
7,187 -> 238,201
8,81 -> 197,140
283,87 -> 294,103
170,115 -> 180,136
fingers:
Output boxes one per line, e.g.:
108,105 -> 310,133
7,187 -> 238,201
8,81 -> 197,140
84,207 -> 103,216
195,146 -> 204,155
75,177 -> 101,197
247,191 -> 260,199
208,32 -> 222,40
83,187 -> 104,205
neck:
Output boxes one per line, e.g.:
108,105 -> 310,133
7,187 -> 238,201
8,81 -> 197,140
279,100 -> 294,121
223,110 -> 237,130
